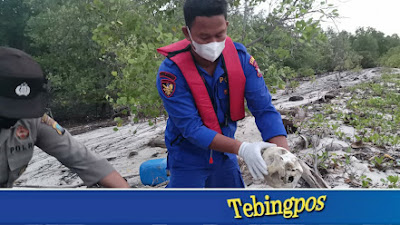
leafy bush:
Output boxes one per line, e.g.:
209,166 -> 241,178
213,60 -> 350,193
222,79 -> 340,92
297,67 -> 315,78
380,46 -> 400,68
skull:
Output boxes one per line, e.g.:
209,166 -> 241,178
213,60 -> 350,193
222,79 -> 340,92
262,147 -> 303,188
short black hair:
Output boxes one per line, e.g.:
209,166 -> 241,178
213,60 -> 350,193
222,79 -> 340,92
184,0 -> 228,28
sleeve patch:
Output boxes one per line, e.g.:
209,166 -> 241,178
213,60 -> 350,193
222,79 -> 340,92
249,56 -> 263,78
161,79 -> 176,98
159,71 -> 177,81
41,114 -> 66,135
159,71 -> 177,98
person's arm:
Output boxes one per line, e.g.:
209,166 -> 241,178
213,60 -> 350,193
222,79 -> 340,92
269,135 -> 290,150
209,133 -> 241,154
98,170 -> 130,188
35,115 -> 130,188
208,134 -> 289,154
209,133 -> 276,180
241,51 -> 289,150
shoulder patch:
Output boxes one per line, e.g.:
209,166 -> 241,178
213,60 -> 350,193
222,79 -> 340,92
249,56 -> 263,78
161,79 -> 176,98
41,114 -> 65,135
15,125 -> 30,140
249,56 -> 256,65
159,71 -> 177,98
159,71 -> 177,81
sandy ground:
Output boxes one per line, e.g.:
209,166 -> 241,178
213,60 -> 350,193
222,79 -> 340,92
14,68 -> 400,189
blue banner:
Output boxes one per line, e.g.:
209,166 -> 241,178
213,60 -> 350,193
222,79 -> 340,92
0,190 -> 398,224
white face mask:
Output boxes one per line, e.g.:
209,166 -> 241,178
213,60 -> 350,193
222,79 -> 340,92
187,26 -> 226,62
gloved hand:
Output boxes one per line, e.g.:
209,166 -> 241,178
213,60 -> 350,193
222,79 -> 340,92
238,142 -> 277,180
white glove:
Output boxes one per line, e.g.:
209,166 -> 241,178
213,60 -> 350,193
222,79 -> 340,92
238,142 -> 277,180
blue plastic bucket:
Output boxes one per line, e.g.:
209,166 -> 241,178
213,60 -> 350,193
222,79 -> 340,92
139,158 -> 169,186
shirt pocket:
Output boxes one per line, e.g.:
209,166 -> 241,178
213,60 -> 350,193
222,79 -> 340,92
216,76 -> 230,125
217,76 -> 229,100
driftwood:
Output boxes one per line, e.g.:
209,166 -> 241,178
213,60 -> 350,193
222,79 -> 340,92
299,160 -> 330,188
288,135 -> 310,150
148,138 -> 167,148
66,120 -> 118,135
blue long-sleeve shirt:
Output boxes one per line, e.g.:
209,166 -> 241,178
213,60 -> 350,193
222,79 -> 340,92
156,42 -> 287,169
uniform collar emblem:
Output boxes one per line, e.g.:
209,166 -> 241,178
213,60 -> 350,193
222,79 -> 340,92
16,125 -> 30,140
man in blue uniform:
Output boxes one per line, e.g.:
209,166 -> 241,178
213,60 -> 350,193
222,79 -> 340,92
156,0 -> 289,188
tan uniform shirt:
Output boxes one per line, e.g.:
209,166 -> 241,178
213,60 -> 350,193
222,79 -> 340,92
0,114 -> 115,188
